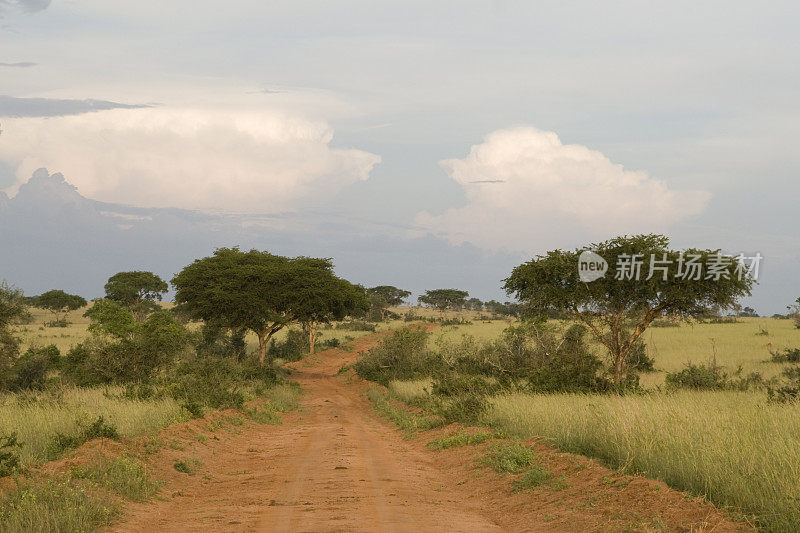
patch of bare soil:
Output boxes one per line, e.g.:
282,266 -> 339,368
97,330 -> 754,532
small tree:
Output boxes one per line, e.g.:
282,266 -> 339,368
418,289 -> 469,311
504,235 -> 754,385
104,271 -> 168,320
66,299 -> 187,384
34,289 -> 87,325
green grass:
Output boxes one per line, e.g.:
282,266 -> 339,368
173,458 -> 202,476
0,386 -> 186,465
638,316 -> 800,387
512,465 -> 560,492
73,455 -> 161,502
366,386 -> 444,437
262,382 -> 301,412
388,379 -> 433,403
373,316 -> 800,531
477,441 -> 535,474
487,390 -> 800,531
0,476 -> 120,532
427,432 -> 494,450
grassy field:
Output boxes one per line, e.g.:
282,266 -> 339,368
5,304 -> 312,468
384,316 -> 800,531
0,386 -> 186,464
487,391 -> 800,531
425,316 -> 800,387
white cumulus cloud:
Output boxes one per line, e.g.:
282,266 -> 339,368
414,126 -> 710,253
0,107 -> 380,212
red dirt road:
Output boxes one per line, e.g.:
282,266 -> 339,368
113,332 -> 751,533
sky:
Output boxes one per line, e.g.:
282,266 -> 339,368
1,1 -> 799,313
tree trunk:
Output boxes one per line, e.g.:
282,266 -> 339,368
257,332 -> 268,366
613,350 -> 623,384
306,322 -> 317,354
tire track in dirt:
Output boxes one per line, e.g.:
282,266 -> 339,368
114,332 -> 507,532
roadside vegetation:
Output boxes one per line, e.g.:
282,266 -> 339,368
353,234 -> 800,532
0,250 -> 372,530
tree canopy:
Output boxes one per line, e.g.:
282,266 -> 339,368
290,257 -> 369,353
367,286 -> 411,306
504,234 -> 755,384
34,289 -> 87,323
104,271 -> 168,319
172,248 -> 367,364
418,289 -> 469,311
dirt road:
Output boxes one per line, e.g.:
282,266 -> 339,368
114,332 -> 750,533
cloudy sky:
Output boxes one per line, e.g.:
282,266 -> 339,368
1,1 -> 799,313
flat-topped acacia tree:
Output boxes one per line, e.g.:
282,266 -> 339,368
418,289 -> 469,311
172,248 -> 367,365
291,258 -> 369,353
366,286 -> 411,320
34,289 -> 87,324
503,234 -> 755,385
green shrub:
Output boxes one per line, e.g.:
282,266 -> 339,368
2,345 -> 60,391
770,348 -> 800,363
64,304 -> 188,385
666,360 -> 730,390
165,355 -> 278,411
626,340 -> 655,372
354,326 -> 438,385
267,328 -> 309,362
319,337 -> 340,349
46,416 -> 120,459
195,325 -> 247,359
0,431 -> 21,477
767,366 -> 800,403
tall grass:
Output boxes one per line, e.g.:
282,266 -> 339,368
0,476 -> 120,531
0,386 -> 185,465
487,390 -> 800,531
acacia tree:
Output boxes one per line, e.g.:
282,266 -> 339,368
366,286 -> 411,320
418,289 -> 469,311
292,258 -> 368,353
104,271 -> 168,320
34,289 -> 87,324
504,235 -> 755,385
172,248 -> 366,364
368,286 -> 411,306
